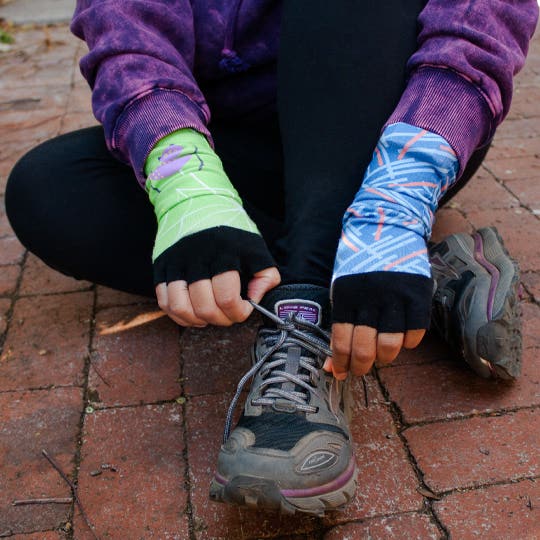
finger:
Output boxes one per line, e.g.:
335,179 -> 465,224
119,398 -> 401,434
376,332 -> 404,364
247,267 -> 281,303
155,283 -> 168,312
350,325 -> 377,376
212,271 -> 252,322
330,323 -> 354,380
403,328 -> 426,349
155,282 -> 193,327
189,279 -> 233,326
168,280 -> 207,326
167,310 -> 195,327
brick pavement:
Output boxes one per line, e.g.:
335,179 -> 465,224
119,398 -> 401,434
0,22 -> 539,540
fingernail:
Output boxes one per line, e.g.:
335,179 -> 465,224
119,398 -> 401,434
323,358 -> 332,372
333,371 -> 348,381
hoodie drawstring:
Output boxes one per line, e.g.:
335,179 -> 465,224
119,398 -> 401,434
220,0 -> 250,73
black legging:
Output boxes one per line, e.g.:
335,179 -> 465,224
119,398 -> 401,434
5,0 -> 487,298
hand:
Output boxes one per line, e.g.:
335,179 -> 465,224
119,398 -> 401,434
324,323 -> 425,378
156,266 -> 281,327
326,271 -> 433,379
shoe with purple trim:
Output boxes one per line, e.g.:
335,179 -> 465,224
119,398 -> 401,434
209,285 -> 357,516
429,226 -> 522,380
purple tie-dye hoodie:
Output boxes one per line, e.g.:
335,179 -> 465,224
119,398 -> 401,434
70,1 -> 538,186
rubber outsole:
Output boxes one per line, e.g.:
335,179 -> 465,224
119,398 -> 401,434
462,227 -> 522,381
209,461 -> 358,517
468,227 -> 522,380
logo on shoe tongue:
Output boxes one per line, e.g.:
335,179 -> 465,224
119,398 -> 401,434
275,300 -> 321,325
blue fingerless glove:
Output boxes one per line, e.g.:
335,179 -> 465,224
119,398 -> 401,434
331,122 -> 459,332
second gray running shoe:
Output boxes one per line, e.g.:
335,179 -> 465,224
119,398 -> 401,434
209,285 -> 357,516
429,226 -> 522,380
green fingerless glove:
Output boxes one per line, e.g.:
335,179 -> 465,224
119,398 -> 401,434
144,129 -> 275,286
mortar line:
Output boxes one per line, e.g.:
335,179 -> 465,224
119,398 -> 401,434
373,367 -> 450,539
67,283 -> 98,539
176,326 -> 198,540
0,250 -> 27,357
320,508 -> 446,539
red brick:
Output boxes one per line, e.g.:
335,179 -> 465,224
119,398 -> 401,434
0,387 -> 83,535
434,479 -> 540,540
522,271 -> 540,303
324,513 -> 441,540
465,208 -> 540,272
0,297 -> 10,336
0,236 -> 25,265
0,31 -> 78,90
0,292 -> 93,391
186,393 -> 321,539
1,115 -> 62,153
323,405 -> 424,527
379,348 -> 539,424
504,177 -> 540,213
449,169 -> 520,212
89,305 -> 181,407
182,314 -> 260,396
0,196 -> 13,236
404,409 -> 539,492
19,254 -> 91,295
431,208 -> 472,244
0,264 -> 20,295
96,285 -> 157,310
74,404 -> 189,540
348,371 -> 386,407
9,533 -> 66,539
517,63 -> 540,85
0,85 -> 68,127
490,136 -> 540,160
494,118 -> 540,140
0,141 -> 38,196
388,329 -> 452,368
522,302 -> 540,349
506,85 -> 540,120
65,81 -> 92,114
485,156 -> 540,182
58,112 -> 98,134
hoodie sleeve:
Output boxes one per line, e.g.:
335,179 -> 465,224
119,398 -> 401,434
385,0 -> 539,175
70,0 -> 212,187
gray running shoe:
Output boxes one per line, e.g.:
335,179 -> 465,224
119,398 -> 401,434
429,226 -> 522,380
209,285 -> 357,516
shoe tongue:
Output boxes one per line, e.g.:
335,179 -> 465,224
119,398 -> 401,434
275,299 -> 322,326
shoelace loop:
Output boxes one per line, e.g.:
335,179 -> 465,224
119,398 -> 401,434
222,300 -> 332,443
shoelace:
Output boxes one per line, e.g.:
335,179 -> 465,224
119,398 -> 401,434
222,300 -> 332,443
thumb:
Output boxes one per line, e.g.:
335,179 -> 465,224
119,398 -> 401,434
247,267 -> 281,303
